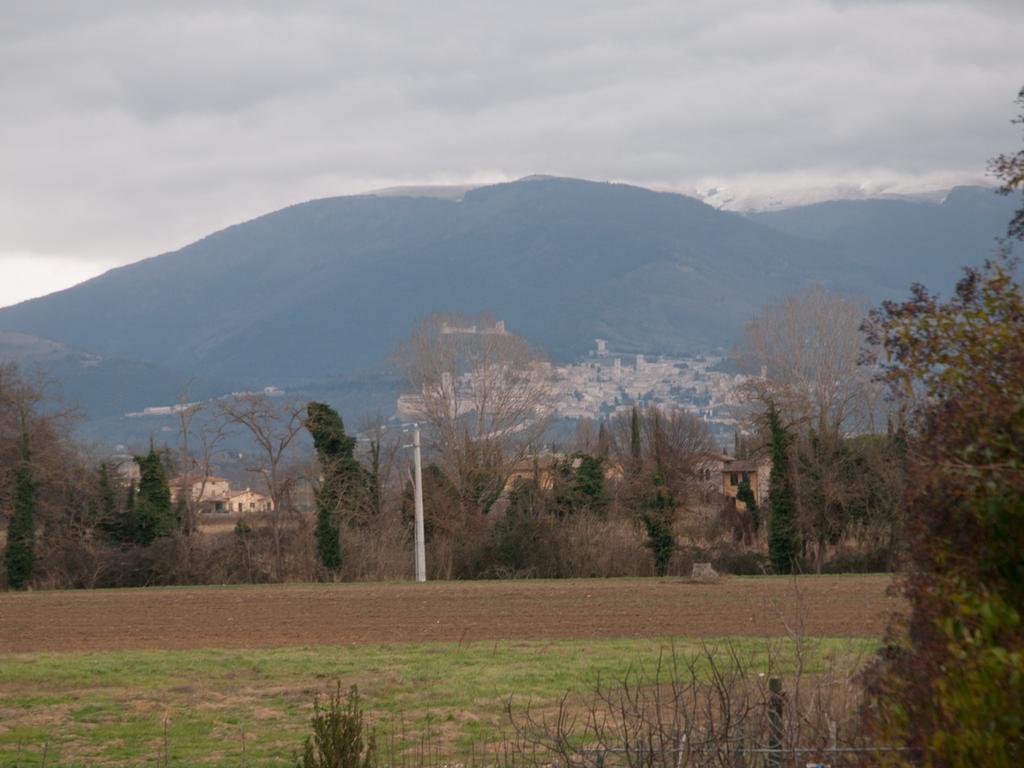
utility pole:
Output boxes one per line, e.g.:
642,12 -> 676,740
363,422 -> 428,583
412,425 -> 427,582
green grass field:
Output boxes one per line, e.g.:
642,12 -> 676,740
0,635 -> 876,768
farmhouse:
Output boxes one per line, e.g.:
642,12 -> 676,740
696,452 -> 771,510
226,488 -> 274,514
720,458 -> 771,510
170,474 -> 232,512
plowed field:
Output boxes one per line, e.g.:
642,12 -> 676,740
0,575 -> 898,653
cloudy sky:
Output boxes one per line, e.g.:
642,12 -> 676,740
1,0 -> 1021,308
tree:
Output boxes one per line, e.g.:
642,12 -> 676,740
735,477 -> 758,532
399,462 -> 471,579
862,254 -> 1024,766
629,406 -> 642,475
642,471 -> 675,577
863,87 -> 1024,755
765,403 -> 799,574
612,405 -> 716,506
739,285 -> 881,440
990,85 -> 1024,241
94,462 -> 124,542
552,453 -> 608,517
739,286 -> 890,568
173,385 -> 225,537
306,402 -> 368,574
4,433 -> 36,589
219,393 -> 306,581
133,444 -> 175,546
395,313 -> 553,518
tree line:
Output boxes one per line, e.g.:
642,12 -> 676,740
0,296 -> 905,591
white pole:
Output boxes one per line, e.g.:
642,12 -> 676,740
412,426 -> 427,582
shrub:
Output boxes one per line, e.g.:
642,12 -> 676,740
820,547 -> 894,574
298,683 -> 377,768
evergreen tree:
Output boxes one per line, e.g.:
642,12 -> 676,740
765,403 -> 799,574
124,481 -> 135,537
629,406 -> 642,475
573,454 -> 607,513
306,402 -> 364,573
133,444 -> 174,546
4,433 -> 36,589
553,453 -> 608,516
642,471 -> 675,576
736,478 -> 759,532
95,463 -> 120,540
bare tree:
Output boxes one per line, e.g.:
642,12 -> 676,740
737,285 -> 881,440
218,392 -> 307,581
394,312 -> 555,517
358,412 -> 402,525
174,384 -> 226,535
609,405 -> 717,505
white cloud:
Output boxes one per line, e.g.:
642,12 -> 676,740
0,0 -> 1020,301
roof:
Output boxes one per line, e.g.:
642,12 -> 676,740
722,459 -> 762,472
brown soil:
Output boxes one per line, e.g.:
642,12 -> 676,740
0,576 -> 900,653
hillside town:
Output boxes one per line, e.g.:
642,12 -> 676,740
399,332 -> 746,438
551,340 -> 744,426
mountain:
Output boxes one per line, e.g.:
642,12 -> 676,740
749,186 -> 1013,291
0,178 -> 1015,394
0,332 -> 232,420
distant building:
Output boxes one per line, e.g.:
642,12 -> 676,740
440,319 -> 507,335
111,455 -> 141,486
695,452 -> 770,510
226,488 -> 274,514
720,458 -> 771,510
171,475 -> 232,513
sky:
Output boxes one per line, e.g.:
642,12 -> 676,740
1,0 -> 1022,308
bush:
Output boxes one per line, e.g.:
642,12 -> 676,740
551,514 -> 654,578
708,543 -> 770,576
298,683 -> 377,768
820,547 -> 894,574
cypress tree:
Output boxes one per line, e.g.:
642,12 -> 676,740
766,403 -> 799,574
133,444 -> 174,546
630,406 -> 642,475
573,454 -> 607,514
642,471 -> 675,577
306,402 -> 364,573
96,463 -> 120,539
124,481 -> 135,539
736,478 -> 759,532
4,433 -> 36,589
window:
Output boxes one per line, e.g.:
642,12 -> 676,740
742,472 -> 750,484
730,472 -> 738,486
250,502 -> 256,511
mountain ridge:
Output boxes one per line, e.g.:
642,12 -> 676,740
0,177 -> 1014,401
